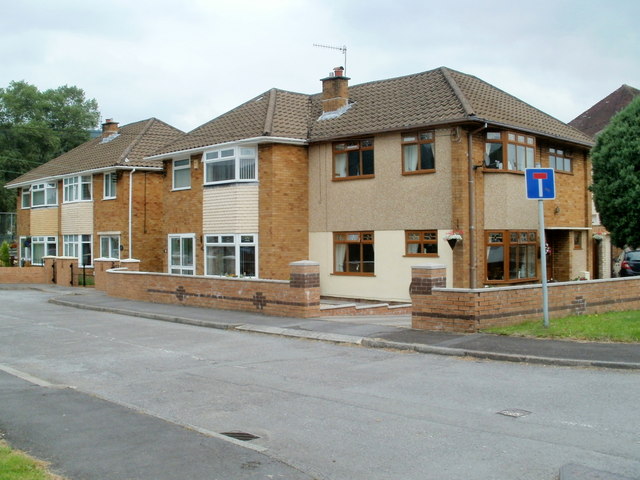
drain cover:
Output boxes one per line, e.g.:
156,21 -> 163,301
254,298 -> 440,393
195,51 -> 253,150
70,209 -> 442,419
497,409 -> 532,418
220,431 -> 260,441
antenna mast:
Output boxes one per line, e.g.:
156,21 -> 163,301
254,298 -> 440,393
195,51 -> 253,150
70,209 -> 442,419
313,43 -> 348,76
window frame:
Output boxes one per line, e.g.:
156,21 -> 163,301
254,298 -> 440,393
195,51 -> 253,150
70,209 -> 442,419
172,158 -> 191,191
21,187 -> 31,209
484,131 -> 536,172
30,182 -> 58,208
203,146 -> 258,185
401,131 -> 436,175
333,139 -> 375,180
333,231 -> 375,275
204,233 -> 258,278
405,230 -> 438,257
549,147 -> 572,173
103,172 -> 117,199
63,234 -> 92,266
168,233 -> 195,275
99,235 -> 120,259
63,175 -> 92,203
30,236 -> 57,265
486,230 -> 538,283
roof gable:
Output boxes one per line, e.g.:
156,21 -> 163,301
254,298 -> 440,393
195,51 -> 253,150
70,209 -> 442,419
569,84 -> 640,137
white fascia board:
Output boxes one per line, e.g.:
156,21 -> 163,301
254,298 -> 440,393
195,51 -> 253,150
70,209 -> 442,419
144,136 -> 308,161
6,165 -> 162,189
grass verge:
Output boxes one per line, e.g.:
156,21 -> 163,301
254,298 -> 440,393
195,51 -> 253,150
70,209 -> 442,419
482,310 -> 640,342
0,439 -> 66,480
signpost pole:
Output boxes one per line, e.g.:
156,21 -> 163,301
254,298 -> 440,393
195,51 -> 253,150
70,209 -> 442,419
538,199 -> 550,328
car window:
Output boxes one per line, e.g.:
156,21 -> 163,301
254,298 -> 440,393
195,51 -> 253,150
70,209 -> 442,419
625,251 -> 640,261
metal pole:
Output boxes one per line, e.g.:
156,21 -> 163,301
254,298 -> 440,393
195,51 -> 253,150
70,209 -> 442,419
538,199 -> 550,327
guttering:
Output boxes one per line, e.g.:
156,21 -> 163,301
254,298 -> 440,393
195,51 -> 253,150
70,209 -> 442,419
144,136 -> 308,161
468,122 -> 487,289
5,165 -> 162,190
128,167 -> 137,259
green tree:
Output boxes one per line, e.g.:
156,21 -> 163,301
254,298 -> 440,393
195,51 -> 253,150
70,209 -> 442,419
0,81 -> 100,212
0,241 -> 10,267
591,96 -> 640,248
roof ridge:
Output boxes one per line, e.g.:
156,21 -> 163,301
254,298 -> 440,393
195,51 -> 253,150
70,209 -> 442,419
440,66 -> 475,117
118,118 -> 156,163
263,88 -> 277,136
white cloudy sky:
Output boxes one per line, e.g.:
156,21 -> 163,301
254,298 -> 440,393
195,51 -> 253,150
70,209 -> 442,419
1,0 -> 638,132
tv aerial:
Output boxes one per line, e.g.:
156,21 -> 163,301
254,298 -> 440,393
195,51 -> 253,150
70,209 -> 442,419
313,43 -> 348,76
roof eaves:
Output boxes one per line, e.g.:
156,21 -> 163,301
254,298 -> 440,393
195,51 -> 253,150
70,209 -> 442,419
474,117 -> 595,148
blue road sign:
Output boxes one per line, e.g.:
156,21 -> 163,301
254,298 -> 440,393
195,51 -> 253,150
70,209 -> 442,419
525,168 -> 555,200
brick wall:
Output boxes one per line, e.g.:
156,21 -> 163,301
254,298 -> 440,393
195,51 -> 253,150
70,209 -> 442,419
102,260 -> 320,318
411,264 -> 640,332
0,266 -> 48,284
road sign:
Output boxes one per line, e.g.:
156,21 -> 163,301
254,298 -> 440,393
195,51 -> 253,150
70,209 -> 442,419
525,168 -> 555,200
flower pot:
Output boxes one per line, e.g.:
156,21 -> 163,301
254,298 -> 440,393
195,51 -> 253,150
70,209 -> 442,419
447,238 -> 458,249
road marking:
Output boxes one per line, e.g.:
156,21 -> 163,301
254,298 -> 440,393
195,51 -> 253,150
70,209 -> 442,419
0,364 -> 70,389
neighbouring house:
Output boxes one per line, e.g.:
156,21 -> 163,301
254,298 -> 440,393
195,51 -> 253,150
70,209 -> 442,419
569,84 -> 640,278
146,66 -> 594,302
5,118 -> 183,272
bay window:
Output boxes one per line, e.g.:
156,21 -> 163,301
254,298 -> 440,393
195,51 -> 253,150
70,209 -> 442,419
485,132 -> 535,171
30,182 -> 58,207
205,234 -> 257,277
204,146 -> 257,184
334,231 -> 374,275
486,230 -> 537,282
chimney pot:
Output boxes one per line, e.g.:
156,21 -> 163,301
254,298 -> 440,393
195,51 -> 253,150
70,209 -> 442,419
333,66 -> 344,77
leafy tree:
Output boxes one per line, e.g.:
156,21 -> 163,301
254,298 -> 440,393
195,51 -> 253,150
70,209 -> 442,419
591,96 -> 640,248
0,81 -> 100,212
0,241 -> 10,266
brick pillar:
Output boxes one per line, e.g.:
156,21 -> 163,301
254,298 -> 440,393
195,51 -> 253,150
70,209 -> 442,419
289,261 -> 321,318
121,259 -> 140,271
43,257 -> 55,284
54,257 -> 78,287
94,259 -> 119,291
410,264 -> 447,296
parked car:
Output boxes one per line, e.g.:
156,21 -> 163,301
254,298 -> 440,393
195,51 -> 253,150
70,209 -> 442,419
614,249 -> 640,277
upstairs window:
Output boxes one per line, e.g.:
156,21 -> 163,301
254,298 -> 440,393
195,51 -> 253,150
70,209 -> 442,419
104,172 -> 117,199
485,132 -> 535,172
333,139 -> 374,179
402,131 -> 435,174
21,187 -> 30,209
549,148 -> 572,173
204,146 -> 257,184
31,182 -> 58,207
172,159 -> 191,190
63,175 -> 92,202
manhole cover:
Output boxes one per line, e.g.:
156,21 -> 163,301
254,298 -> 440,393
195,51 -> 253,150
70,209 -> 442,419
497,409 -> 532,418
220,431 -> 260,441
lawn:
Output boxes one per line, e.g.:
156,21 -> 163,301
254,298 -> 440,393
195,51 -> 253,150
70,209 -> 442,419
482,310 -> 640,343
0,440 -> 65,480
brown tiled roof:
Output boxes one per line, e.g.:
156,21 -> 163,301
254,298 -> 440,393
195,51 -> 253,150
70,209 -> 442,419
151,66 -> 594,158
6,118 -> 183,187
569,84 -> 640,137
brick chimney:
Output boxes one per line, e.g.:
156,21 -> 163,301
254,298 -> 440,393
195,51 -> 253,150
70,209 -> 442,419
101,118 -> 119,137
321,67 -> 350,113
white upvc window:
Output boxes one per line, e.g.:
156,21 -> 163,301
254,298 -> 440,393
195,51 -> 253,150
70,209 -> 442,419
20,236 -> 31,263
104,172 -> 117,199
100,235 -> 120,259
63,175 -> 92,202
63,234 -> 92,266
168,234 -> 195,275
31,182 -> 58,207
172,158 -> 191,190
31,236 -> 57,265
203,146 -> 257,185
205,233 -> 257,277
21,187 -> 31,209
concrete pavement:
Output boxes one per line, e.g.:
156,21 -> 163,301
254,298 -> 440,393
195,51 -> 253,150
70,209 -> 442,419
13,284 -> 639,370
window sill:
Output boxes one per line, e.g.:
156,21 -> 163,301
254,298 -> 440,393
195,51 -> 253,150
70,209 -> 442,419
404,254 -> 439,258
30,205 -> 58,209
331,272 -> 375,277
171,187 -> 191,192
102,197 -> 117,201
332,174 -> 375,182
485,277 -> 539,284
63,199 -> 93,204
402,169 -> 436,176
482,168 -> 525,175
203,180 -> 258,187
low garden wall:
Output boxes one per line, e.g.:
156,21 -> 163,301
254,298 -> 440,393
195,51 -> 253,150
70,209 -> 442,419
95,260 -> 321,318
0,266 -> 49,284
411,264 -> 640,332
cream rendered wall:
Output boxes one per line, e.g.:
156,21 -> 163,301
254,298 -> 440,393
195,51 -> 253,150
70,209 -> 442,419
61,202 -> 93,234
308,129 -> 455,301
203,184 -> 259,233
571,233 -> 589,278
309,230 -> 453,302
30,208 -> 59,235
483,174 -> 538,229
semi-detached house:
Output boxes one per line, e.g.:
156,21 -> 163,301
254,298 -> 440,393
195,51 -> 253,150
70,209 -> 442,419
6,118 -> 183,272
146,66 -> 594,303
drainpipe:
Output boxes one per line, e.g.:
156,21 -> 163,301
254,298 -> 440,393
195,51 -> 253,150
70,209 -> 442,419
128,167 -> 137,259
468,123 -> 487,289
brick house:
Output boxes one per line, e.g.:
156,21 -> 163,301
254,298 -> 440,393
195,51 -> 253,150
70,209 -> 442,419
147,66 -> 594,302
5,118 -> 183,271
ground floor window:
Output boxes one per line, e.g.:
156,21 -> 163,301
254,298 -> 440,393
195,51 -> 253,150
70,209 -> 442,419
405,230 -> 438,256
486,230 -> 537,282
100,235 -> 120,259
168,234 -> 195,275
334,231 -> 374,275
63,234 -> 92,266
204,234 -> 257,277
20,236 -> 57,265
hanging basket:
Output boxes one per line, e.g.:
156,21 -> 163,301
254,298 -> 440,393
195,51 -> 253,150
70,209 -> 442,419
447,238 -> 458,249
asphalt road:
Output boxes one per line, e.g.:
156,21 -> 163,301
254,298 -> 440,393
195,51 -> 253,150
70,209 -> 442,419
1,289 -> 639,480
